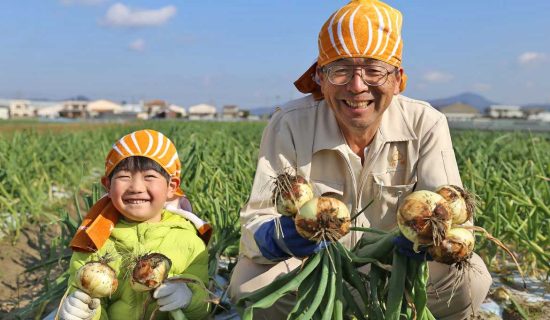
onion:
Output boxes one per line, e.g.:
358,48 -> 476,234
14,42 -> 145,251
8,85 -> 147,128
428,227 -> 475,265
76,260 -> 118,298
397,190 -> 452,251
272,173 -> 314,217
130,253 -> 172,292
435,185 -> 475,225
294,196 -> 350,242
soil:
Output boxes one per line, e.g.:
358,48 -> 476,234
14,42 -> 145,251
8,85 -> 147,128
0,223 -> 66,319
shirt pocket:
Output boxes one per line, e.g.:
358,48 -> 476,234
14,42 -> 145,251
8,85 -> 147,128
368,175 -> 416,230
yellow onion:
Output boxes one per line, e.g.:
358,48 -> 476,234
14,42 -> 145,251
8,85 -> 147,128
272,173 -> 314,217
397,190 -> 452,251
435,185 -> 475,225
428,227 -> 475,265
295,196 -> 350,242
130,253 -> 172,292
76,261 -> 118,298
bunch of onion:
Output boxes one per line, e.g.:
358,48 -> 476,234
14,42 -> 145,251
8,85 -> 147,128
397,190 -> 453,252
271,172 -> 314,217
435,185 -> 475,225
239,196 -> 371,319
131,253 -> 188,320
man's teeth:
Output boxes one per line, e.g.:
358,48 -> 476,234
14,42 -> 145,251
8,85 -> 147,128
125,200 -> 148,204
345,100 -> 371,109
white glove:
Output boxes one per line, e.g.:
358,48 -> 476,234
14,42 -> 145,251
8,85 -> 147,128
58,290 -> 100,320
153,282 -> 192,312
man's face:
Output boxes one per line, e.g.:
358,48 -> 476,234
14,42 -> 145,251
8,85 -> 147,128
318,58 -> 402,134
103,170 -> 176,223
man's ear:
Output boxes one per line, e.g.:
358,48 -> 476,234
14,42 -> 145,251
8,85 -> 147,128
393,67 -> 404,95
101,176 -> 110,192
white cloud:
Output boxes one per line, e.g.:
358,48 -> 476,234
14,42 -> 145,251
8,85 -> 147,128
518,52 -> 546,65
422,71 -> 453,83
129,38 -> 145,51
60,0 -> 108,5
102,3 -> 177,27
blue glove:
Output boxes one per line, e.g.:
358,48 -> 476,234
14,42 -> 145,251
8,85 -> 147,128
392,235 -> 432,261
254,216 -> 327,261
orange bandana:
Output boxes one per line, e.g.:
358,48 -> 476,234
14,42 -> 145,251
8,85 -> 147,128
295,0 -> 407,98
70,129 -> 211,252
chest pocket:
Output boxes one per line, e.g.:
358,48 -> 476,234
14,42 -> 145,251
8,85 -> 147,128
367,174 -> 416,230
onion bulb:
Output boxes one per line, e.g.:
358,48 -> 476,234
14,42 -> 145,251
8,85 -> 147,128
397,190 -> 452,251
295,196 -> 350,242
435,185 -> 475,225
76,260 -> 118,298
272,173 -> 314,217
428,227 -> 475,265
130,253 -> 172,292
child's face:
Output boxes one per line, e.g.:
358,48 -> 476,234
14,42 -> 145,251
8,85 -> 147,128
102,169 -> 177,223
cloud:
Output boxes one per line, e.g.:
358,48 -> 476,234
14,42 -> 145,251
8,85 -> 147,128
422,71 -> 454,83
129,38 -> 145,51
102,3 -> 177,27
60,0 -> 108,5
518,52 -> 546,65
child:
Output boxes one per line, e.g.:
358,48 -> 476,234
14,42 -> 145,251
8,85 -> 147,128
58,129 -> 210,320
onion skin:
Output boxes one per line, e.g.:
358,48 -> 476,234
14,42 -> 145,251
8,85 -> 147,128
130,253 -> 172,292
428,227 -> 475,265
272,173 -> 314,217
76,261 -> 118,298
397,190 -> 452,251
295,196 -> 350,242
435,185 -> 475,225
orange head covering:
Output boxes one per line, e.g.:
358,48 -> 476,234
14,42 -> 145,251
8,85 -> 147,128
104,129 -> 184,196
295,0 -> 407,98
70,130 -> 211,252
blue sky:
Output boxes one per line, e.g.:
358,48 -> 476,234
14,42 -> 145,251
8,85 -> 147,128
1,0 -> 549,108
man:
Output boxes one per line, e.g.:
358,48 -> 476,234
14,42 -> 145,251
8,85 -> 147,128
229,1 -> 492,319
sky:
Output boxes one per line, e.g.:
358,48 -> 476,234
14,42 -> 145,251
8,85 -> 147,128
1,0 -> 550,109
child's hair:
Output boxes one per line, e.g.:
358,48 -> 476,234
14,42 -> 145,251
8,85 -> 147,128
108,156 -> 171,182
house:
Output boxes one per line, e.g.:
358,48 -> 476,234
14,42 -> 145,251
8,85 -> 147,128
439,103 -> 480,121
0,105 -> 8,119
188,104 -> 217,120
488,105 -> 524,119
222,105 -> 239,119
527,111 -> 550,122
144,99 -> 167,117
87,99 -> 122,118
35,103 -> 64,119
59,100 -> 88,119
9,100 -> 34,118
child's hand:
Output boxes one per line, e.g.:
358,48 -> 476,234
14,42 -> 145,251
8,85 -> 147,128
153,282 -> 192,312
58,289 -> 100,320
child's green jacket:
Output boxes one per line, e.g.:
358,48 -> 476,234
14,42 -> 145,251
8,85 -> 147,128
66,209 -> 210,319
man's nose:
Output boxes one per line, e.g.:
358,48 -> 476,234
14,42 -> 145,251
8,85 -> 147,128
347,69 -> 370,93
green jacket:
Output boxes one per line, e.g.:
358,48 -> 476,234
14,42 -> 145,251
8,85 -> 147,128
66,209 -> 210,319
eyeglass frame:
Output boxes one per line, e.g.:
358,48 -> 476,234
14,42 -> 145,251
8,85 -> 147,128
321,64 -> 399,87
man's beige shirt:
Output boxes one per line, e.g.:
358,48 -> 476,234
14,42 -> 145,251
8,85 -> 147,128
240,94 -> 462,264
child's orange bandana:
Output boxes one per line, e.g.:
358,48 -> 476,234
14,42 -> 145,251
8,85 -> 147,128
70,129 -> 211,252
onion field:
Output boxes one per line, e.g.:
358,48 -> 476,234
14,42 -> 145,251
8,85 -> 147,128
0,120 -> 548,317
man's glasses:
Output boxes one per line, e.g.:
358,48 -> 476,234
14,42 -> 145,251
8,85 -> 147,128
323,64 -> 397,87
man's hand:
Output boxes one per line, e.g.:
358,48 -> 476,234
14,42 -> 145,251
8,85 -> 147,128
58,290 -> 100,320
153,282 -> 192,312
393,235 -> 432,261
254,216 -> 327,260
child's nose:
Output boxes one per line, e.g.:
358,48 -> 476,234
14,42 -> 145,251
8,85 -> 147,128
128,178 -> 146,192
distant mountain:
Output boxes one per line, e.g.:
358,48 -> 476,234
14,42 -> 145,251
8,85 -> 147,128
428,92 -> 496,111
250,106 -> 278,116
522,103 -> 550,111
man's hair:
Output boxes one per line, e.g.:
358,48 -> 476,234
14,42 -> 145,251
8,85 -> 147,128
108,156 -> 171,182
